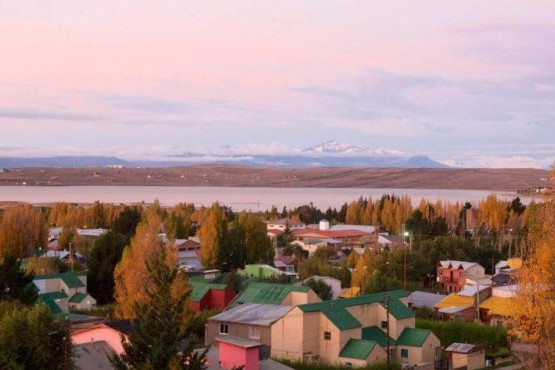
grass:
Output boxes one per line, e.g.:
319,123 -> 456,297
275,359 -> 401,370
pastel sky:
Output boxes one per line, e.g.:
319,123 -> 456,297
1,1 -> 555,168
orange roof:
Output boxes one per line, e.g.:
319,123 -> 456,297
433,294 -> 474,310
480,296 -> 515,317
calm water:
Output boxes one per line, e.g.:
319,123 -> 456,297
0,186 -> 538,211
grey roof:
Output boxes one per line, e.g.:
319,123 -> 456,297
331,224 -> 376,233
437,305 -> 473,314
208,303 -> 294,326
408,291 -> 446,309
216,335 -> 262,348
445,343 -> 480,353
458,285 -> 490,297
438,260 -> 479,271
74,341 -> 116,370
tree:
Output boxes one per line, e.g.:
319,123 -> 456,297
0,205 -> 46,259
0,301 -> 73,369
236,212 -> 274,265
113,206 -> 142,238
0,255 -> 38,305
110,245 -> 201,370
113,207 -> 188,319
88,231 -> 129,304
198,203 -> 228,269
304,277 -> 332,301
510,194 -> 555,369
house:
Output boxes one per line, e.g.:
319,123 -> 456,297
267,218 -> 305,231
445,343 -> 485,370
33,271 -> 97,314
479,285 -> 517,327
189,281 -> 237,312
240,264 -> 297,283
437,261 -> 485,293
206,303 -> 294,347
291,228 -> 374,251
433,285 -> 491,322
273,255 -> 297,273
76,228 -> 109,239
271,290 -> 440,369
175,239 -> 202,271
298,275 -> 343,300
232,282 -> 321,307
216,336 -> 263,370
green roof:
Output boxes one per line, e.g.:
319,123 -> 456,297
339,339 -> 378,360
362,326 -> 396,347
69,292 -> 88,303
190,282 -> 228,302
396,328 -> 432,347
321,308 -> 361,330
234,283 -> 309,306
34,272 -> 86,288
299,290 -> 413,320
39,292 -> 68,315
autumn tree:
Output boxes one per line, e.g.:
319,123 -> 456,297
110,245 -> 202,370
113,206 -> 188,319
0,205 -> 46,259
198,203 -> 228,269
511,190 -> 555,369
165,203 -> 195,240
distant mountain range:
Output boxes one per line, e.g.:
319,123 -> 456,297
0,141 -> 448,169
0,154 -> 447,169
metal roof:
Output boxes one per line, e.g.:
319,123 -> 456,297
396,328 -> 432,347
362,326 -> 396,347
445,343 -> 480,353
408,291 -> 446,309
339,339 -> 378,360
209,303 -> 293,326
235,283 -> 309,305
190,281 -> 228,302
433,293 -> 474,309
479,296 -> 515,317
216,335 -> 262,349
34,271 -> 86,288
69,292 -> 88,303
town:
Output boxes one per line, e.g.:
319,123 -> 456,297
1,187 -> 553,370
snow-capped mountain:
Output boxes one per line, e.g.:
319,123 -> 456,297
302,140 -> 403,156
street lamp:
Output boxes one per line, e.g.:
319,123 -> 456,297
403,231 -> 410,290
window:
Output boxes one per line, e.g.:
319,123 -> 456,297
381,321 -> 388,329
219,323 -> 228,334
323,331 -> 331,340
345,362 -> 353,367
249,326 -> 260,339
401,348 -> 409,358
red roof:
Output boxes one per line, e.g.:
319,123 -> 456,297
274,255 -> 297,265
267,229 -> 285,236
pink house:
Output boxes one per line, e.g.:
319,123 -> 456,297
216,336 -> 261,370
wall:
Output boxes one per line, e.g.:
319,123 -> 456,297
271,307 -> 306,361
317,314 -> 342,365
219,342 -> 260,370
206,321 -> 271,347
282,290 -> 320,306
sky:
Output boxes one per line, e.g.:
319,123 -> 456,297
1,1 -> 555,168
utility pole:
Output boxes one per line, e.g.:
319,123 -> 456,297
69,242 -> 74,272
385,295 -> 390,370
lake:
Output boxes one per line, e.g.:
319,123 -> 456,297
0,186 -> 539,211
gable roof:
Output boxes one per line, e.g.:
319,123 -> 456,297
438,260 -> 480,271
34,271 -> 86,288
408,291 -> 446,309
234,283 -> 309,305
298,290 -> 413,331
479,296 -> 515,317
69,292 -> 89,303
433,293 -> 474,310
190,281 -> 228,302
396,328 -> 432,347
340,339 -> 378,360
209,303 -> 294,326
39,291 -> 68,314
362,326 -> 396,347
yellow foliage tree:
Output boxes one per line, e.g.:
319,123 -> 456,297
113,207 -> 188,319
511,169 -> 555,368
0,205 -> 46,259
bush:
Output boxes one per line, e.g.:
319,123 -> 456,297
416,319 -> 509,354
275,359 -> 401,370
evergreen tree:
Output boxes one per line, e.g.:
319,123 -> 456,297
0,254 -> 38,305
304,277 -> 332,301
87,231 -> 128,304
110,245 -> 204,370
112,206 -> 142,239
